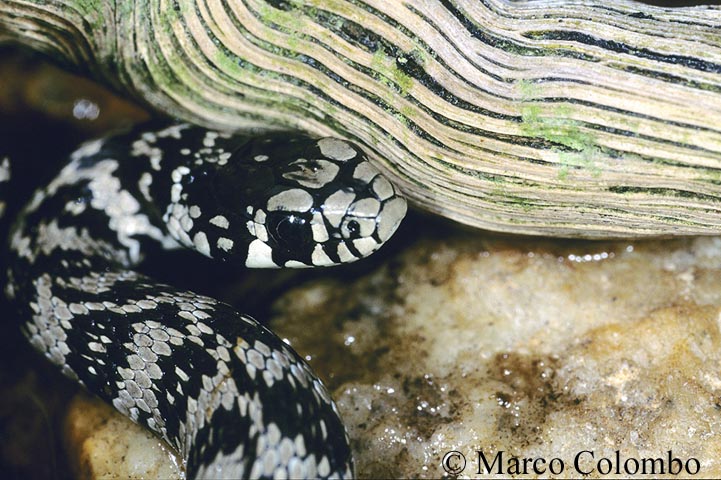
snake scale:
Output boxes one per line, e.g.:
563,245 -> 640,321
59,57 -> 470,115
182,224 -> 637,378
0,122 -> 406,478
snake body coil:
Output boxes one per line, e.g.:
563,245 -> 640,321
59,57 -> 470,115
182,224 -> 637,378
0,124 -> 406,478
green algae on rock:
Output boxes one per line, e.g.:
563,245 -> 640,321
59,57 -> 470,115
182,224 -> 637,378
2,0 -> 721,237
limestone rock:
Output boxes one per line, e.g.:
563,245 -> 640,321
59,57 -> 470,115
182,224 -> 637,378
273,225 -> 721,477
64,219 -> 721,478
64,395 -> 183,479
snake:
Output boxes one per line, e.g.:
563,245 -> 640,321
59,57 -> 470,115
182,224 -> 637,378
0,122 -> 407,478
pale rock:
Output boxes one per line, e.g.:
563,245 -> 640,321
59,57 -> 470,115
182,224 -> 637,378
64,230 -> 721,478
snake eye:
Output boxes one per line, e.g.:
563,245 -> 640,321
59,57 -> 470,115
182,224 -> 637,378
267,213 -> 310,251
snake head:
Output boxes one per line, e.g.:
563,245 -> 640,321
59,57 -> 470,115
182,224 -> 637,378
185,133 -> 407,268
242,136 -> 407,268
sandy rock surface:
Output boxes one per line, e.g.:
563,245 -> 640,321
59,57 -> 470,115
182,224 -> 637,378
65,223 -> 721,478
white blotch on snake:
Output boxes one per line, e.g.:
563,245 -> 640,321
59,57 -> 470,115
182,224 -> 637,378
317,138 -> 357,161
210,215 -> 229,229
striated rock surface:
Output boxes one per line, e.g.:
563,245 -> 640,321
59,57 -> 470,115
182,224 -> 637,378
64,217 -> 721,478
5,0 -> 721,237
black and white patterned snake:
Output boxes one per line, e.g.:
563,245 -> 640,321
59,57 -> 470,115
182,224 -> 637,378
0,123 -> 406,478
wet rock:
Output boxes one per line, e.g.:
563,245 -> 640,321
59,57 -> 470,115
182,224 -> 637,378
65,222 -> 721,478
64,394 -> 182,479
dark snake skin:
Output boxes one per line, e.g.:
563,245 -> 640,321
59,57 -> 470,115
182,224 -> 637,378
0,123 -> 406,478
